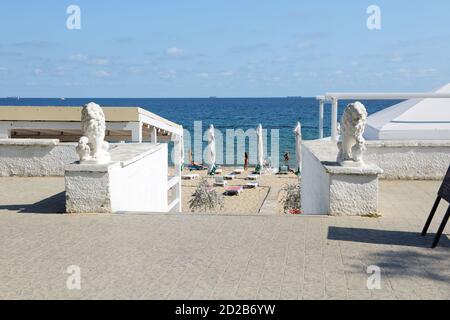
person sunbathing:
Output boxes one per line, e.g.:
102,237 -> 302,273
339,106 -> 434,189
188,161 -> 207,171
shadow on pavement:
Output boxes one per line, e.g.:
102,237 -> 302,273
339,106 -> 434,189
328,226 -> 450,248
0,192 -> 66,214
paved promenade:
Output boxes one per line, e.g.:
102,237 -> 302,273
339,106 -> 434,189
0,178 -> 449,299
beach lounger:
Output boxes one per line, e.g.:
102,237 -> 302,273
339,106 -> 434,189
187,164 -> 208,171
278,165 -> 289,174
246,182 -> 258,188
215,168 -> 223,175
182,173 -> 199,180
225,186 -> 244,196
214,176 -> 227,187
224,174 -> 236,180
247,174 -> 259,180
234,167 -> 244,174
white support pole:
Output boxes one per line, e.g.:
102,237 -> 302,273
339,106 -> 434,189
150,127 -> 157,143
172,134 -> 183,213
318,99 -> 324,139
130,122 -> 143,143
173,135 -> 182,213
331,98 -> 338,141
0,123 -> 9,139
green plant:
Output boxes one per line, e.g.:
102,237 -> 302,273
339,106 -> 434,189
280,183 -> 301,214
189,178 -> 224,212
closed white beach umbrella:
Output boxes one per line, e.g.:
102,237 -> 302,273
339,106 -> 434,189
207,124 -> 216,172
256,124 -> 264,169
294,121 -> 302,175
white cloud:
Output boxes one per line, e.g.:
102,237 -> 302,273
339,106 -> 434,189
296,41 -> 313,49
390,55 -> 403,63
34,68 -> 44,76
158,69 -> 176,79
55,65 -> 72,76
127,66 -> 143,74
69,53 -> 88,61
418,68 -> 436,75
198,72 -> 209,79
89,58 -> 109,66
166,47 -> 184,57
219,71 -> 233,77
69,54 -> 109,65
230,43 -> 270,54
270,56 -> 288,63
92,70 -> 111,78
63,82 -> 89,87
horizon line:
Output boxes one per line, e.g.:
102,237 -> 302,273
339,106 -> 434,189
1,96 -> 313,99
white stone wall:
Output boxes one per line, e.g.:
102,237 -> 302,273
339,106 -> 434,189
301,146 -> 330,215
329,174 -> 378,216
301,140 -> 382,216
65,144 -> 169,214
365,141 -> 450,180
65,171 -> 112,213
0,140 -> 78,177
109,144 -> 168,213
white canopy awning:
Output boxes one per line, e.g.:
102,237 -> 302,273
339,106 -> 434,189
364,83 -> 450,140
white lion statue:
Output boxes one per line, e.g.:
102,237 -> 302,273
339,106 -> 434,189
77,102 -> 111,164
337,101 -> 368,166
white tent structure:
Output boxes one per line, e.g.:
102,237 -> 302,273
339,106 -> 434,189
364,83 -> 450,140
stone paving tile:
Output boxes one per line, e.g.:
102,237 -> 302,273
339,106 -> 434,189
279,285 -> 301,300
257,285 -> 281,300
0,179 -> 449,299
234,285 -> 259,300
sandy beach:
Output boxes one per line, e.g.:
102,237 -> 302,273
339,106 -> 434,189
171,166 -> 299,215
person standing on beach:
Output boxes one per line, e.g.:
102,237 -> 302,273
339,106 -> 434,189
244,152 -> 249,171
284,151 -> 290,168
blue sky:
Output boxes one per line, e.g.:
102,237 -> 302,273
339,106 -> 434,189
0,0 -> 449,97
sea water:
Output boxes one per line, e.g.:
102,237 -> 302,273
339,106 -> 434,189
0,97 -> 401,166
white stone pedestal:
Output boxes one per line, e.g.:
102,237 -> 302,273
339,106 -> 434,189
301,140 -> 383,216
65,143 -> 168,213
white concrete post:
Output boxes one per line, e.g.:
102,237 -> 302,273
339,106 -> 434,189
0,123 -> 9,139
150,127 -> 157,143
319,99 -> 324,139
174,136 -> 183,213
131,122 -> 143,143
173,135 -> 182,213
331,98 -> 338,141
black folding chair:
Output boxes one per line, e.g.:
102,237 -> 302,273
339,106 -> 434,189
422,166 -> 450,248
